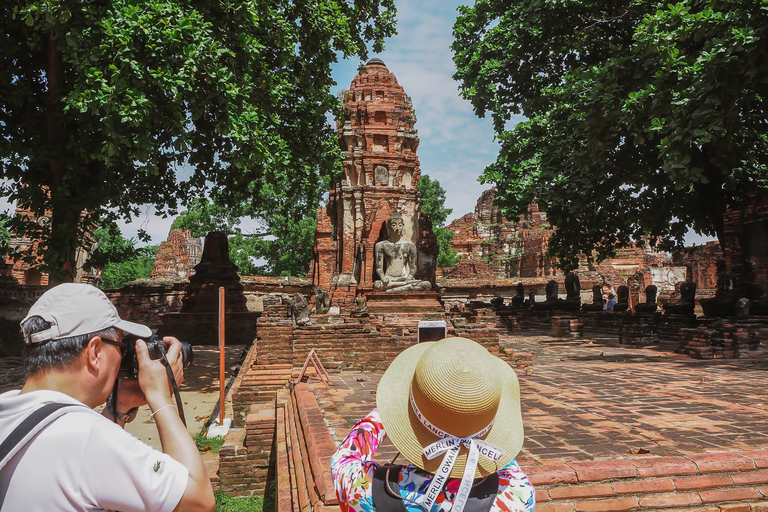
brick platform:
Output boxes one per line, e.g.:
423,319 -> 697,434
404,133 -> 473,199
301,332 -> 768,510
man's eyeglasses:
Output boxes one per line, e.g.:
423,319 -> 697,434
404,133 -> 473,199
102,338 -> 129,357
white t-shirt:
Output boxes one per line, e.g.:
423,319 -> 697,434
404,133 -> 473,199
0,389 -> 189,512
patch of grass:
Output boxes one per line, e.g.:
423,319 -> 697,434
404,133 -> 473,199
215,491 -> 264,512
193,431 -> 225,454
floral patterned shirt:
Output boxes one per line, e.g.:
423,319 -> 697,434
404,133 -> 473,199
331,409 -> 535,512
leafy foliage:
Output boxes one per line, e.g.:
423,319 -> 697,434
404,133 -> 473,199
0,213 -> 11,258
86,222 -> 139,270
170,192 -> 322,277
171,198 -> 244,238
193,432 -> 225,454
86,222 -> 156,289
418,175 -> 460,268
99,245 -> 157,290
452,0 -> 768,270
1,0 -> 396,282
214,491 -> 264,512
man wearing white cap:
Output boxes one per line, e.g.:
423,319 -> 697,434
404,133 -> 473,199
331,337 -> 535,512
0,283 -> 214,511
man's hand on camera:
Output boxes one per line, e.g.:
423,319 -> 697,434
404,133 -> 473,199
135,336 -> 184,408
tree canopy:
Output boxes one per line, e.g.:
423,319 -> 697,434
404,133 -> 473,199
418,175 -> 460,268
1,0 -> 396,282
452,0 -> 768,270
86,222 -> 157,289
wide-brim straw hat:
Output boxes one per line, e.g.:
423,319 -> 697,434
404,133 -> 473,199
377,337 -> 523,479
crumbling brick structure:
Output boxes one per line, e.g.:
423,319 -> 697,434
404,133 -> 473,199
721,191 -> 768,298
312,58 -> 437,306
444,188 -> 717,309
151,228 -> 202,280
5,202 -> 96,285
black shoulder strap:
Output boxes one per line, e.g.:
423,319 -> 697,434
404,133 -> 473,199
465,471 -> 499,512
0,403 -> 81,464
373,464 -> 408,512
372,464 -> 500,512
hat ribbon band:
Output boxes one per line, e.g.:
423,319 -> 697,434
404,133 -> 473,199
409,388 -> 503,512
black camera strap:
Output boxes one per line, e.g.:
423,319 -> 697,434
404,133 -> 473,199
156,342 -> 187,427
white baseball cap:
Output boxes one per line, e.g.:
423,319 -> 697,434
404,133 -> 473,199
21,283 -> 152,344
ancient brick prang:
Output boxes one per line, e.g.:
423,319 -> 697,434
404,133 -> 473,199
151,228 -> 202,280
312,59 -> 437,307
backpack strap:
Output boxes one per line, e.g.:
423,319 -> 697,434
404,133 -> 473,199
372,464 -> 408,512
0,402 -> 84,470
465,471 -> 499,512
372,464 -> 500,512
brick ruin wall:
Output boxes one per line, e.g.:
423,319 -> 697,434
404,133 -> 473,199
229,294 -> 502,428
444,188 -> 722,309
722,191 -> 768,297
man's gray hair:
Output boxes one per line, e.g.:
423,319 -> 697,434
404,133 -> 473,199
21,315 -> 120,375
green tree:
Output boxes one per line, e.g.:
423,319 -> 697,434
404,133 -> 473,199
0,213 -> 11,258
418,175 -> 460,268
1,0 -> 396,282
452,0 -> 768,270
99,245 -> 158,290
86,221 -> 157,289
170,190 -> 324,277
171,197 -> 244,238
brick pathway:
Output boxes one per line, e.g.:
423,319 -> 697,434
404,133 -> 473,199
313,330 -> 768,467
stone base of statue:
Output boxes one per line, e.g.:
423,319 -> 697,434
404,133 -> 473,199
634,303 -> 658,313
366,291 -> 443,316
551,315 -> 583,338
700,297 -> 735,317
619,312 -> 660,345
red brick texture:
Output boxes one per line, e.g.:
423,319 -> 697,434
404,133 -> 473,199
530,450 -> 768,510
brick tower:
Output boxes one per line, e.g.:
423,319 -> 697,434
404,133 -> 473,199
313,58 -> 437,306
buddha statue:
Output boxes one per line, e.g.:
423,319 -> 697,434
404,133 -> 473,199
553,272 -> 581,311
613,285 -> 630,312
511,282 -> 525,308
582,284 -> 605,311
663,279 -> 697,315
700,260 -> 736,317
634,285 -> 658,313
534,280 -> 560,310
748,283 -> 768,315
373,212 -> 431,293
524,290 -> 536,309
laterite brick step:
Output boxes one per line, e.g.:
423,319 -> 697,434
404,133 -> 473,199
526,450 -> 768,511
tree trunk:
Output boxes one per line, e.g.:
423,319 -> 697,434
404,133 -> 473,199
45,35 -> 76,284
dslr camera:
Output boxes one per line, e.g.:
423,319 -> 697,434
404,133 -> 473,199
119,334 -> 194,379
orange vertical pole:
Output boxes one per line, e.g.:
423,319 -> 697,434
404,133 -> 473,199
218,286 -> 225,426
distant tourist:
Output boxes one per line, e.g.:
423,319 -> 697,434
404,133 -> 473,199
604,293 -> 617,311
331,337 -> 535,512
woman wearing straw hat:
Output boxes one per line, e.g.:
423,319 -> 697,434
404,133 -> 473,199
331,337 -> 534,512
